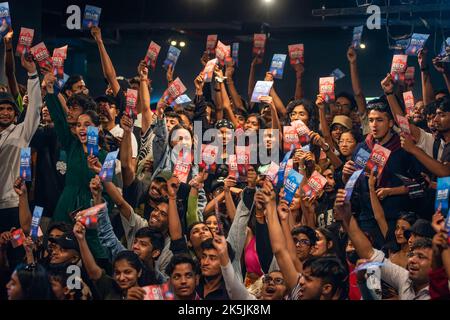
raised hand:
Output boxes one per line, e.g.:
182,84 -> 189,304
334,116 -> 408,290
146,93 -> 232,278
223,175 -> 237,191
333,189 -> 352,221
138,60 -> 149,79
73,221 -> 86,241
431,210 -> 446,233
432,57 -> 447,74
21,52 -> 37,74
120,113 -> 134,133
381,73 -> 394,94
13,177 -> 27,197
368,168 -> 377,192
418,48 -> 428,70
225,60 -> 235,78
194,73 -> 205,95
166,64 -> 174,84
126,287 -> 146,300
89,175 -> 103,200
212,233 -> 228,258
3,29 -> 13,46
292,63 -> 304,77
247,166 -> 257,188
315,94 -> 326,110
87,155 -> 102,174
264,72 -> 274,82
277,199 -> 291,221
347,46 -> 357,64
167,176 -> 181,199
400,133 -> 417,154
90,26 -> 102,42
342,160 -> 357,179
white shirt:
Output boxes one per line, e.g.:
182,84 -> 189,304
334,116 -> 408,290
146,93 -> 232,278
370,249 -> 430,300
416,127 -> 444,160
109,124 -> 138,159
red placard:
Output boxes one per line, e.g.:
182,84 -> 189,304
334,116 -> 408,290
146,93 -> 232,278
288,44 -> 304,65
319,77 -> 335,103
253,33 -> 267,57
16,27 -> 34,57
145,41 -> 161,70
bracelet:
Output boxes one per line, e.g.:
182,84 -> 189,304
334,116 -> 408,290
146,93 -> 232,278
214,88 -> 221,92
28,74 -> 39,80
385,91 -> 394,96
140,78 -> 149,83
168,196 -> 177,201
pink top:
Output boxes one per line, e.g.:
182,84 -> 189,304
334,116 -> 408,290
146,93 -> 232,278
244,236 -> 264,276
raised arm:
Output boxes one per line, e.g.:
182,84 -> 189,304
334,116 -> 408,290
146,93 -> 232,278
278,199 -> 303,273
432,57 -> 450,95
167,177 -> 183,241
347,46 -> 366,115
316,95 -> 334,148
334,189 -> 374,260
265,73 -> 287,117
418,48 -> 435,106
138,60 -> 154,137
91,27 -> 121,98
13,178 -> 31,235
224,61 -> 245,112
293,63 -> 304,100
223,176 -> 238,221
368,170 -> 388,239
20,54 -> 42,143
213,66 -> 224,121
248,56 -> 261,102
381,74 -> 421,142
218,71 -> 238,128
119,114 -> 136,188
3,30 -> 20,100
103,181 -> 134,221
263,182 -> 299,290
401,133 -> 450,177
73,221 -> 103,281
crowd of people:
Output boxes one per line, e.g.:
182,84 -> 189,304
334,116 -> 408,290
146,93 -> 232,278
0,20 -> 449,301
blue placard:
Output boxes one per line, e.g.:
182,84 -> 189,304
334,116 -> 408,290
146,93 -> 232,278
269,54 -> 287,79
344,169 -> 363,202
277,146 -> 294,189
232,43 -> 239,66
440,37 -> 450,60
0,2 -> 11,39
330,68 -> 345,81
86,126 -> 99,156
435,177 -> 450,213
163,46 -> 181,70
352,26 -> 364,49
405,33 -> 429,56
353,148 -> 370,170
284,170 -> 304,204
175,94 -> 191,105
82,5 -> 102,30
31,206 -> 43,240
20,147 -> 32,182
251,81 -> 274,103
99,150 -> 118,182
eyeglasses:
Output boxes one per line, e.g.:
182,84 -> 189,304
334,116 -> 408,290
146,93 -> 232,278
335,103 -> 351,110
294,239 -> 311,246
262,275 -> 285,285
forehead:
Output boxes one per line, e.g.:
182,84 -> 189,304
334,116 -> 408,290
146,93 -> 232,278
368,110 -> 389,119
205,215 -> 217,222
73,80 -> 85,87
173,263 -> 194,273
192,223 -> 208,232
340,131 -> 354,140
0,103 -> 13,109
293,233 -> 309,240
269,271 -> 283,278
323,169 -> 333,176
77,114 -> 92,123
114,259 -> 133,270
156,202 -> 169,211
202,248 -> 218,257
292,105 -> 306,113
412,247 -> 432,257
336,96 -> 351,105
167,116 -> 179,123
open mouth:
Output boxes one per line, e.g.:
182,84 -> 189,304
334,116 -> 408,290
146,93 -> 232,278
265,286 -> 276,295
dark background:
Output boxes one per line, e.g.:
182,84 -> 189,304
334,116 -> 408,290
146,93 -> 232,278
1,0 -> 449,103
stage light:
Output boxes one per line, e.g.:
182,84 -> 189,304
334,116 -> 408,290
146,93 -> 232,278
179,41 -> 186,47
263,0 -> 273,4
360,43 -> 366,49
171,40 -> 177,46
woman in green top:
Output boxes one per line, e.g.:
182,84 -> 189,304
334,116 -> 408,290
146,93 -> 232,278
45,91 -> 107,260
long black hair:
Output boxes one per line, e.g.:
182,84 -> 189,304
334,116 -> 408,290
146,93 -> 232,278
285,99 -> 319,132
14,263 -> 53,300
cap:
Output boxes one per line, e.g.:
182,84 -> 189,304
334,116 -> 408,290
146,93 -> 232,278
95,95 -> 116,106
215,119 -> 235,130
48,232 -> 80,252
0,92 -> 19,114
404,219 -> 436,239
154,171 -> 173,182
331,115 -> 352,130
